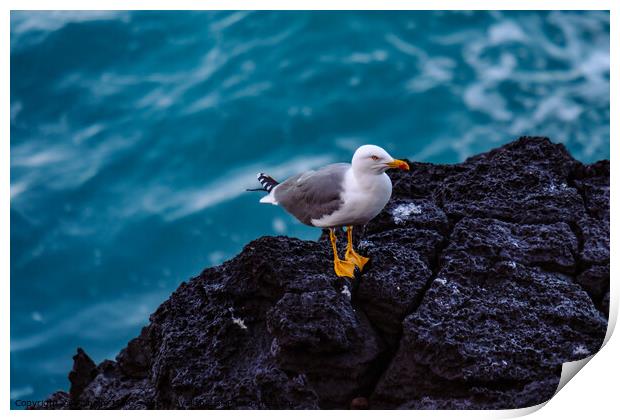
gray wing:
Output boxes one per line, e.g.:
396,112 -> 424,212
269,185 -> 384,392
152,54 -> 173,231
274,163 -> 349,226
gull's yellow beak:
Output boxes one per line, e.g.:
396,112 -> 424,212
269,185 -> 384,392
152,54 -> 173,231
387,159 -> 410,171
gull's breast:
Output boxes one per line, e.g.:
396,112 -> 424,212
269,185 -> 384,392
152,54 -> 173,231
311,171 -> 392,228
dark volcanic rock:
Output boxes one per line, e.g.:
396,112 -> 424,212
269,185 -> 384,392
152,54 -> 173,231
442,218 -> 579,276
570,158 -> 610,317
573,159 -> 610,220
355,236 -> 432,341
40,137 -> 608,410
575,217 -> 610,267
68,348 -> 98,402
576,265 -> 610,303
435,137 -> 587,225
364,198 -> 449,236
371,218 -> 606,409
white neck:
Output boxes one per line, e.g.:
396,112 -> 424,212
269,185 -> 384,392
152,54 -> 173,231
351,167 -> 389,190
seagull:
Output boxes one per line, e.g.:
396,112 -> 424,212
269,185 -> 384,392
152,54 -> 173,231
251,145 -> 409,278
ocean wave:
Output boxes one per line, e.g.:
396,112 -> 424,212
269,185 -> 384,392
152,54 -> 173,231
11,291 -> 165,354
11,11 -> 127,49
135,154 -> 333,221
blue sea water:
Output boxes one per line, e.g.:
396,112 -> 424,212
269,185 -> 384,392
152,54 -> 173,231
10,10 -> 610,406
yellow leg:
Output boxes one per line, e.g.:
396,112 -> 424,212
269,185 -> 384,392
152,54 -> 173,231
345,226 -> 370,270
329,228 -> 356,278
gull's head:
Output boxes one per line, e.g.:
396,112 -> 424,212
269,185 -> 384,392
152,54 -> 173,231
351,145 -> 410,175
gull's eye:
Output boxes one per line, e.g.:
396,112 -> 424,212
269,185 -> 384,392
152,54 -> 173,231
370,155 -> 380,161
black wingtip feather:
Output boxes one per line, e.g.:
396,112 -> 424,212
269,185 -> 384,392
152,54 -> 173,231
256,173 -> 279,192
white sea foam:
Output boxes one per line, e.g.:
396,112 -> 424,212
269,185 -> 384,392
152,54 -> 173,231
133,154 -> 333,221
344,50 -> 388,64
446,11 -> 610,162
10,386 -> 34,400
10,181 -> 29,199
11,11 -> 125,36
488,20 -> 527,44
10,131 -> 135,207
10,292 -> 164,353
406,57 -> 456,93
210,11 -> 251,32
272,218 -> 287,234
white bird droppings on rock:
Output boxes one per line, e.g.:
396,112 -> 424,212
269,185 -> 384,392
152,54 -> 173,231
391,202 -> 422,225
341,286 -> 351,299
229,307 -> 248,330
232,316 -> 248,330
572,344 -> 590,357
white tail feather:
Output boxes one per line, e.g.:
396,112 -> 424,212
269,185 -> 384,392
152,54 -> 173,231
259,188 -> 278,205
